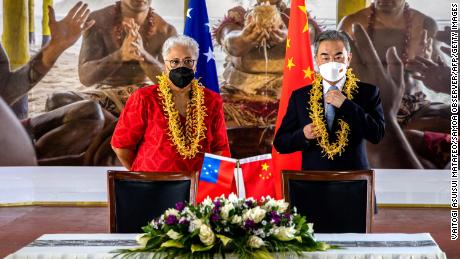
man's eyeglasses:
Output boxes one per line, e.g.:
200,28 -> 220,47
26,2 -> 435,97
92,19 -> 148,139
165,58 -> 196,69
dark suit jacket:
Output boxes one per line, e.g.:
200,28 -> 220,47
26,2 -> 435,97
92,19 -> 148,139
273,81 -> 385,170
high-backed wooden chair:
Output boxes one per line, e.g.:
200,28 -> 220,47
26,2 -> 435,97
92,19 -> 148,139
107,170 -> 198,233
282,170 -> 374,233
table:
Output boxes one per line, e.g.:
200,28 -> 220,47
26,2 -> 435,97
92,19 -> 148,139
6,233 -> 446,259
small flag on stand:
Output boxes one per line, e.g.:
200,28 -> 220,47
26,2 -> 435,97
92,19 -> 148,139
240,154 -> 275,200
197,154 -> 237,203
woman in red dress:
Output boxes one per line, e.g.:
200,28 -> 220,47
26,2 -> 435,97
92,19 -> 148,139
111,35 -> 229,172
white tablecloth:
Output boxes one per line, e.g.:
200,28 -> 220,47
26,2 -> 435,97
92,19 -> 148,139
6,233 -> 446,259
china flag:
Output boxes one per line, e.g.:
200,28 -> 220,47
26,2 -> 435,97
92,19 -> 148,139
272,0 -> 315,199
240,154 -> 275,200
197,153 -> 237,203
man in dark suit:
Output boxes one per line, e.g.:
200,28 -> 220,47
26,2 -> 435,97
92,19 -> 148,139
274,30 -> 385,170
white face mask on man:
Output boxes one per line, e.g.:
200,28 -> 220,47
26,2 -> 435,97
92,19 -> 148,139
318,62 -> 347,82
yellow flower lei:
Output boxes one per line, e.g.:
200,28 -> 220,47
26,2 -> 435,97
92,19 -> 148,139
157,74 -> 207,159
309,69 -> 360,160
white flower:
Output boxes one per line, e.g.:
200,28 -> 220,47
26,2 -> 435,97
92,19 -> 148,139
199,224 -> 215,246
165,208 -> 179,217
189,219 -> 203,233
273,226 -> 296,241
277,200 -> 289,213
254,228 -> 264,236
135,234 -> 150,247
263,199 -> 276,210
166,229 -> 183,240
228,193 -> 239,203
261,220 -> 267,226
182,207 -> 193,216
247,235 -> 265,248
307,223 -> 314,235
202,196 -> 213,207
220,203 -> 234,220
263,199 -> 289,213
231,215 -> 242,224
150,219 -> 159,229
243,207 -> 267,224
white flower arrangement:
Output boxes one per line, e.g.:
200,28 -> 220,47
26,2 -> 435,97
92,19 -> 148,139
115,194 -> 333,258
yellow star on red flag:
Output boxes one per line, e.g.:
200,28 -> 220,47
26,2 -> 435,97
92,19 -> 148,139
287,57 -> 295,70
298,4 -> 309,33
274,0 -> 315,199
298,4 -> 307,14
261,163 -> 269,171
303,67 -> 314,79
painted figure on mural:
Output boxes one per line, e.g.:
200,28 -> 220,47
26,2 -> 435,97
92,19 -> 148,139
43,0 -> 177,165
46,0 -> 177,116
0,2 -> 105,165
338,0 -> 451,169
214,0 -> 322,157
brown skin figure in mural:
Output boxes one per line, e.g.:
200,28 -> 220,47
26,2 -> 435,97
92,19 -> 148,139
215,0 -> 322,157
0,2 -> 105,165
46,0 -> 176,112
338,0 -> 450,135
349,24 -> 450,169
44,0 -> 177,165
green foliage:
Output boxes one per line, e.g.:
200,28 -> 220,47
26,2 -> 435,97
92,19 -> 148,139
113,195 -> 336,258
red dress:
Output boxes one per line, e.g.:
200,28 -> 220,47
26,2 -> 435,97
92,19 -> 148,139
111,85 -> 230,172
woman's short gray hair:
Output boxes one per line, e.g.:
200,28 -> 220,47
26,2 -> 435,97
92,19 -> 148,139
162,35 -> 200,60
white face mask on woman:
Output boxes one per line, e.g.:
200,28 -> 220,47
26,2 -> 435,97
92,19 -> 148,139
318,62 -> 347,82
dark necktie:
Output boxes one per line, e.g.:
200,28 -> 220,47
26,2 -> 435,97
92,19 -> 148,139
326,85 -> 338,130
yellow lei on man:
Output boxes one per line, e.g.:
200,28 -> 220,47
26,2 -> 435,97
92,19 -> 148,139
157,74 -> 207,159
309,69 -> 359,160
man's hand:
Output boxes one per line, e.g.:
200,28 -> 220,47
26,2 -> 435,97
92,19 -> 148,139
240,21 -> 269,47
267,26 -> 287,46
119,19 -> 143,62
344,25 -> 424,169
131,30 -> 157,64
325,90 -> 346,108
303,123 -> 319,140
415,30 -> 433,59
348,24 -> 405,117
406,55 -> 450,93
48,1 -> 95,50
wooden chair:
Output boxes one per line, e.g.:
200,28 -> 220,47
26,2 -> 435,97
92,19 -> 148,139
107,170 -> 198,233
282,170 -> 374,233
